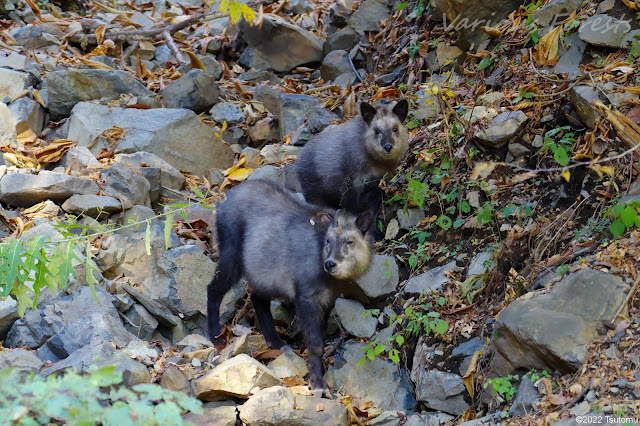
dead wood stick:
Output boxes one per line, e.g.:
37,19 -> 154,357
557,380 -> 592,415
69,12 -> 227,45
163,30 -> 188,68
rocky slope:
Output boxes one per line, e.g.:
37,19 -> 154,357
1,0 -> 639,424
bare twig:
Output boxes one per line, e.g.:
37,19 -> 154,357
557,380 -> 592,415
612,276 -> 639,322
163,30 -> 188,67
69,12 -> 227,45
322,335 -> 345,362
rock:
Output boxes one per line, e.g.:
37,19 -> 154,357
467,250 -> 494,276
325,341 -> 416,411
237,70 -> 281,84
348,0 -> 391,34
239,386 -> 349,425
356,254 -> 399,299
532,0 -> 585,34
0,348 -> 43,373
61,194 -> 122,218
570,85 -> 607,129
255,86 -> 319,137
436,44 -> 464,67
220,282 -> 246,324
46,69 -> 158,120
308,107 -> 339,133
41,341 -> 151,386
59,146 -> 101,170
320,50 -> 353,82
124,304 -> 159,340
0,171 -> 100,207
509,377 -> 539,417
160,69 -> 220,113
403,412 -> 455,426
403,260 -> 457,295
12,24 -> 60,49
324,27 -> 359,54
102,162 -> 151,209
177,334 -> 213,351
183,401 -> 239,426
114,151 -> 186,191
247,165 -> 286,185
8,97 -> 45,135
508,142 -> 530,158
270,349 -> 309,379
0,297 -> 18,339
161,365 -> 191,393
451,337 -> 485,375
475,110 -> 528,149
334,298 -> 377,338
622,29 -> 640,50
0,69 -> 31,102
397,207 -> 426,230
413,89 -> 441,121
157,245 -> 217,316
238,15 -> 324,72
192,354 -> 281,400
415,369 -> 469,415
578,14 -> 630,48
0,103 -> 17,149
209,102 -> 245,126
493,269 -> 629,373
6,286 -> 135,356
67,102 -> 234,176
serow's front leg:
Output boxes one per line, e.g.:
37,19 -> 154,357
294,295 -> 330,397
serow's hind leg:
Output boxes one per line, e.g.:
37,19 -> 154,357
251,293 -> 287,349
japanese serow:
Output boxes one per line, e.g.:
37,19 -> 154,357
296,100 -> 409,223
207,179 -> 373,392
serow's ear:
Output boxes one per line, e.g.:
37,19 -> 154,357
392,99 -> 409,122
356,210 -> 374,233
316,212 -> 335,228
359,102 -> 377,125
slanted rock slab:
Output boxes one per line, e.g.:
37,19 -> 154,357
333,298 -> 377,338
239,386 -> 349,425
356,254 -> 399,299
493,269 -> 629,373
414,369 -> 470,415
192,354 -> 281,401
0,171 -> 100,207
61,194 -> 122,218
67,102 -> 234,176
403,260 -> 458,296
474,110 -> 528,148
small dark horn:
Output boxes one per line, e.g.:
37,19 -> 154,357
333,209 -> 342,227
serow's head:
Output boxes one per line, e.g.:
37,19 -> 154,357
360,100 -> 409,163
317,209 -> 373,280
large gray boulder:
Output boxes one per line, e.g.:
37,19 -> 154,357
414,369 -> 470,415
0,69 -> 32,101
8,97 -> 45,135
192,354 -> 282,400
102,162 -> 151,209
0,348 -> 43,373
324,341 -> 416,411
6,287 -> 136,360
46,69 -> 159,120
240,386 -> 349,425
159,69 -> 220,113
238,15 -> 324,72
493,269 -> 629,373
67,102 -> 235,176
356,254 -> 399,299
114,151 -> 186,191
254,85 -> 318,137
474,110 -> 528,149
0,171 -> 100,207
61,194 -> 122,218
348,0 -> 391,34
578,14 -> 630,48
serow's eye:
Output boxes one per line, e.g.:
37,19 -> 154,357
393,126 -> 398,132
374,128 -> 381,135
346,241 -> 354,246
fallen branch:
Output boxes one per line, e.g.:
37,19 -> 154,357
163,30 -> 188,68
69,12 -> 227,46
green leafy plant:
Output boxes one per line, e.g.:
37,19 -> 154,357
535,126 -> 575,166
484,375 -> 517,401
0,366 -> 203,425
477,56 -> 496,71
524,369 -> 550,382
606,199 -> 640,238
512,88 -> 535,104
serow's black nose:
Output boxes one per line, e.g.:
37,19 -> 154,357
383,143 -> 393,153
324,260 -> 337,272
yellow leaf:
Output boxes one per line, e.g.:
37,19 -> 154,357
31,90 -> 46,108
227,167 -> 253,181
432,86 -> 439,95
561,170 -> 570,182
218,0 -> 229,12
533,24 -> 563,66
445,90 -> 454,97
229,1 -> 242,23
470,162 -> 497,180
78,57 -> 114,70
462,349 -> 482,399
426,99 -> 432,106
17,129 -> 37,144
221,120 -> 228,134
240,4 -> 256,23
95,25 -> 107,46
621,0 -> 639,10
3,152 -> 38,169
588,164 -> 614,178
23,0 -> 41,19
50,3 -> 63,19
184,50 -> 206,71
